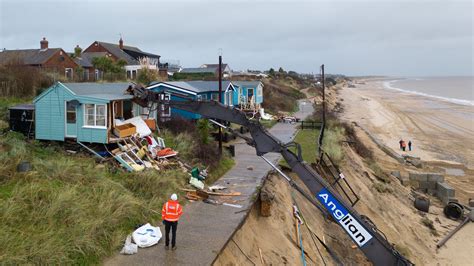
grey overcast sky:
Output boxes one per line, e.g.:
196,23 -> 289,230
0,0 -> 472,76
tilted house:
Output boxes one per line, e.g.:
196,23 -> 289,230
231,81 -> 264,110
144,81 -> 237,120
34,82 -> 136,144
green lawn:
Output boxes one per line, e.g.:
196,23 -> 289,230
293,129 -> 320,163
279,129 -> 320,168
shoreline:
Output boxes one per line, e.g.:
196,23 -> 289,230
339,79 -> 474,201
382,79 -> 474,107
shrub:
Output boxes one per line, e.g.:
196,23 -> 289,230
196,119 -> 212,144
0,63 -> 53,98
161,117 -> 197,134
421,217 -> 439,236
372,182 -> 393,193
322,126 -> 345,164
368,161 -> 391,183
341,122 -> 374,160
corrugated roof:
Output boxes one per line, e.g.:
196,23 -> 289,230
62,82 -> 134,100
0,48 -> 62,65
153,81 -> 233,93
232,81 -> 262,88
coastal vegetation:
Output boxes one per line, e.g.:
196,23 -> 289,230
0,97 -> 234,264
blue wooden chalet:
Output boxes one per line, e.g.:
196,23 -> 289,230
232,81 -> 264,110
145,81 -> 237,120
34,82 -> 136,144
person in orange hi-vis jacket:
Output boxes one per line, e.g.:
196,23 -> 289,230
161,193 -> 183,250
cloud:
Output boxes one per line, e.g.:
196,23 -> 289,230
0,0 -> 472,75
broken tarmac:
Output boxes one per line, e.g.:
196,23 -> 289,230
104,100 -> 313,266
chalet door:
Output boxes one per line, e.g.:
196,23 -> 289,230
159,94 -> 171,118
123,101 -> 133,119
65,101 -> 77,138
248,89 -> 254,104
225,91 -> 233,106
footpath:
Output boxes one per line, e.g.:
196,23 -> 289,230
105,100 -> 313,266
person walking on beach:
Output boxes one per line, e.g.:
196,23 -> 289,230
408,140 -> 412,151
401,140 -> 406,151
399,139 -> 404,150
162,193 -> 183,250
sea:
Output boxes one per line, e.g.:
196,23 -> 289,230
383,77 -> 474,106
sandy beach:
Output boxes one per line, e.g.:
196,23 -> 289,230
338,79 -> 474,265
339,79 -> 474,201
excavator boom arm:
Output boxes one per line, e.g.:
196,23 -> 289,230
131,89 -> 413,266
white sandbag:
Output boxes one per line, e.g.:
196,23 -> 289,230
189,177 -> 205,190
120,234 -> 138,255
132,223 -> 162,248
259,108 -> 274,120
116,117 -> 152,137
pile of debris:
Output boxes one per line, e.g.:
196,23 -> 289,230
108,117 -> 178,172
182,186 -> 243,209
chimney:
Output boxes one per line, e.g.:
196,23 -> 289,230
40,37 -> 48,50
119,37 -> 123,49
74,45 -> 82,57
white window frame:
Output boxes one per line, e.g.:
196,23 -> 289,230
160,93 -> 171,117
257,86 -> 263,97
210,93 -> 219,101
83,103 -> 107,129
197,94 -> 208,101
95,69 -> 100,80
65,68 -> 73,79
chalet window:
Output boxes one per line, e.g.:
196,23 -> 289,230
65,68 -> 73,79
66,102 -> 76,123
197,94 -> 207,101
257,87 -> 262,97
95,70 -> 100,80
84,104 -> 107,127
210,93 -> 219,101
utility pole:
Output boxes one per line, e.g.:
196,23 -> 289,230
218,54 -> 223,155
317,64 -> 325,158
321,64 -> 325,125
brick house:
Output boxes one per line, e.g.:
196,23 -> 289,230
80,38 -> 167,80
0,37 -> 78,79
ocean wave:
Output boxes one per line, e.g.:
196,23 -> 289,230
383,80 -> 474,106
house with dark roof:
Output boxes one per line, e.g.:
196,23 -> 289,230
0,38 -> 78,79
177,63 -> 231,78
34,82 -> 136,143
200,63 -> 231,77
145,81 -> 237,120
82,38 -> 166,80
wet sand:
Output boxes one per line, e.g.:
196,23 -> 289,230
339,79 -> 474,201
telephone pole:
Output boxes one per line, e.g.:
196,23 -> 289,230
218,54 -> 223,154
